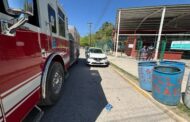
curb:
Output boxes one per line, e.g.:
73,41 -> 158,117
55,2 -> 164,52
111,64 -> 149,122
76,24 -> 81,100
110,62 -> 139,81
110,61 -> 187,122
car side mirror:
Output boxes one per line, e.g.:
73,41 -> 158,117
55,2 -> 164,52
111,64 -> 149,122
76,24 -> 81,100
3,0 -> 34,16
1,0 -> 34,36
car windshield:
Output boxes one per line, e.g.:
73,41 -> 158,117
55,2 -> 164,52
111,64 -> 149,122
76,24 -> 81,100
89,48 -> 103,54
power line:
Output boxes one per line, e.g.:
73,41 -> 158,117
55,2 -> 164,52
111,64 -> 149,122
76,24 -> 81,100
93,0 -> 112,31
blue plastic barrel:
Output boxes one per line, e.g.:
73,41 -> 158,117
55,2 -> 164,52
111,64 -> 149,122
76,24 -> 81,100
160,61 -> 185,80
138,61 -> 157,91
152,66 -> 182,106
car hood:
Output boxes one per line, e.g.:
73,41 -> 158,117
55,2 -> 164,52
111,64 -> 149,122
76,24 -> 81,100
89,53 -> 107,58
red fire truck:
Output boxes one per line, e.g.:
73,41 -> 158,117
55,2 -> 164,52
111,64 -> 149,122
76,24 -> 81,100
0,0 -> 79,121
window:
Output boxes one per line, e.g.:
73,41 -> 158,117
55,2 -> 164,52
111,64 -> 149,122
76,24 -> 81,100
69,33 -> 74,40
58,8 -> 65,37
28,0 -> 39,27
48,5 -> 57,33
89,49 -> 103,54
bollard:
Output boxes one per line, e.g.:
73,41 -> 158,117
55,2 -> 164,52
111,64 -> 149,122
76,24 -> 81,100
184,73 -> 190,108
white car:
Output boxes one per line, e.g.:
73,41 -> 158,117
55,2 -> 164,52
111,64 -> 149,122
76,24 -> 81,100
86,47 -> 109,66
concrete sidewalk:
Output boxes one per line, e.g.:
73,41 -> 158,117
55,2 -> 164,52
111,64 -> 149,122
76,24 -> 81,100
108,53 -> 190,92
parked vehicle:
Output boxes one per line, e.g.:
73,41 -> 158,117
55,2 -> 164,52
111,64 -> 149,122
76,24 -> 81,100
86,47 -> 109,66
0,0 -> 79,121
68,26 -> 80,64
85,46 -> 89,57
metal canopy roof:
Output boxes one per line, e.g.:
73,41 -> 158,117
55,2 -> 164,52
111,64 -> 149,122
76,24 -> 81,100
116,4 -> 190,34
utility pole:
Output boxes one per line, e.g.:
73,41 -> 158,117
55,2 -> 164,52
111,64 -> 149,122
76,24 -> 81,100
88,22 -> 92,46
116,10 -> 121,57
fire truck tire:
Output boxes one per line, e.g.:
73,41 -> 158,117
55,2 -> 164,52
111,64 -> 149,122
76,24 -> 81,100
44,62 -> 64,105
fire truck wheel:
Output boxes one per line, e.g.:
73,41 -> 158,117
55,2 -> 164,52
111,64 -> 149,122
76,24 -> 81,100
45,62 -> 64,105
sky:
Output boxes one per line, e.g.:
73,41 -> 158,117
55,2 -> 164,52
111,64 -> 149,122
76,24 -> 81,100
60,0 -> 190,37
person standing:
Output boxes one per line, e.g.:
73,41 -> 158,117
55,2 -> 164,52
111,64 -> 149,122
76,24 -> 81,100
139,46 -> 147,61
146,45 -> 154,60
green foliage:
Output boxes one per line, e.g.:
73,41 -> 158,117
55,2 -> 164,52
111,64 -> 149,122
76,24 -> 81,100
80,22 -> 114,47
80,36 -> 89,46
95,22 -> 114,41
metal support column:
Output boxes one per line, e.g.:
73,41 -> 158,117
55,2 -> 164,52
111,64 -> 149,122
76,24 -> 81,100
154,7 -> 166,60
116,10 -> 121,57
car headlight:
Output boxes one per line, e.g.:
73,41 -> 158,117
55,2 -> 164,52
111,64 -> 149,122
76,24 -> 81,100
87,57 -> 94,61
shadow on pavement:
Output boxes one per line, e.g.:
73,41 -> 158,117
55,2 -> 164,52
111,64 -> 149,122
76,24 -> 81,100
41,58 -> 108,122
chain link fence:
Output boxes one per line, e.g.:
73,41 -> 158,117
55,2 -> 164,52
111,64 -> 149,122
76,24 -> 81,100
94,40 -> 114,54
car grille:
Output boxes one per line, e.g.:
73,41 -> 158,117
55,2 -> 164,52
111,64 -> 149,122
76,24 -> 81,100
93,58 -> 102,61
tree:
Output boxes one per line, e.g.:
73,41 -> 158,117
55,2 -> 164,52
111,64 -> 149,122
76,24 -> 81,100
95,22 -> 114,41
80,22 -> 114,47
80,36 -> 89,46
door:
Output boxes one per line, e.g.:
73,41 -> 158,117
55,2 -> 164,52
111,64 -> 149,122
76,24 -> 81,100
0,0 -> 42,121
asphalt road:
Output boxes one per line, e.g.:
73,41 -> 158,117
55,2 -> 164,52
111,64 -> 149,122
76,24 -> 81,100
25,50 -> 176,122
40,58 -> 108,122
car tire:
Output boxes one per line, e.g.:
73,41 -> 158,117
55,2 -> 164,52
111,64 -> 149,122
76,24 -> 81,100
106,63 -> 110,67
86,63 -> 90,67
43,62 -> 64,105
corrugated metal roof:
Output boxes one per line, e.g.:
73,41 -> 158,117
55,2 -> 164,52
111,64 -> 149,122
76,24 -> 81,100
116,4 -> 190,34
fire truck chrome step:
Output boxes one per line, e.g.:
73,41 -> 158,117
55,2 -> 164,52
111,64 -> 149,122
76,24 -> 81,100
23,105 -> 44,122
34,105 -> 44,122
